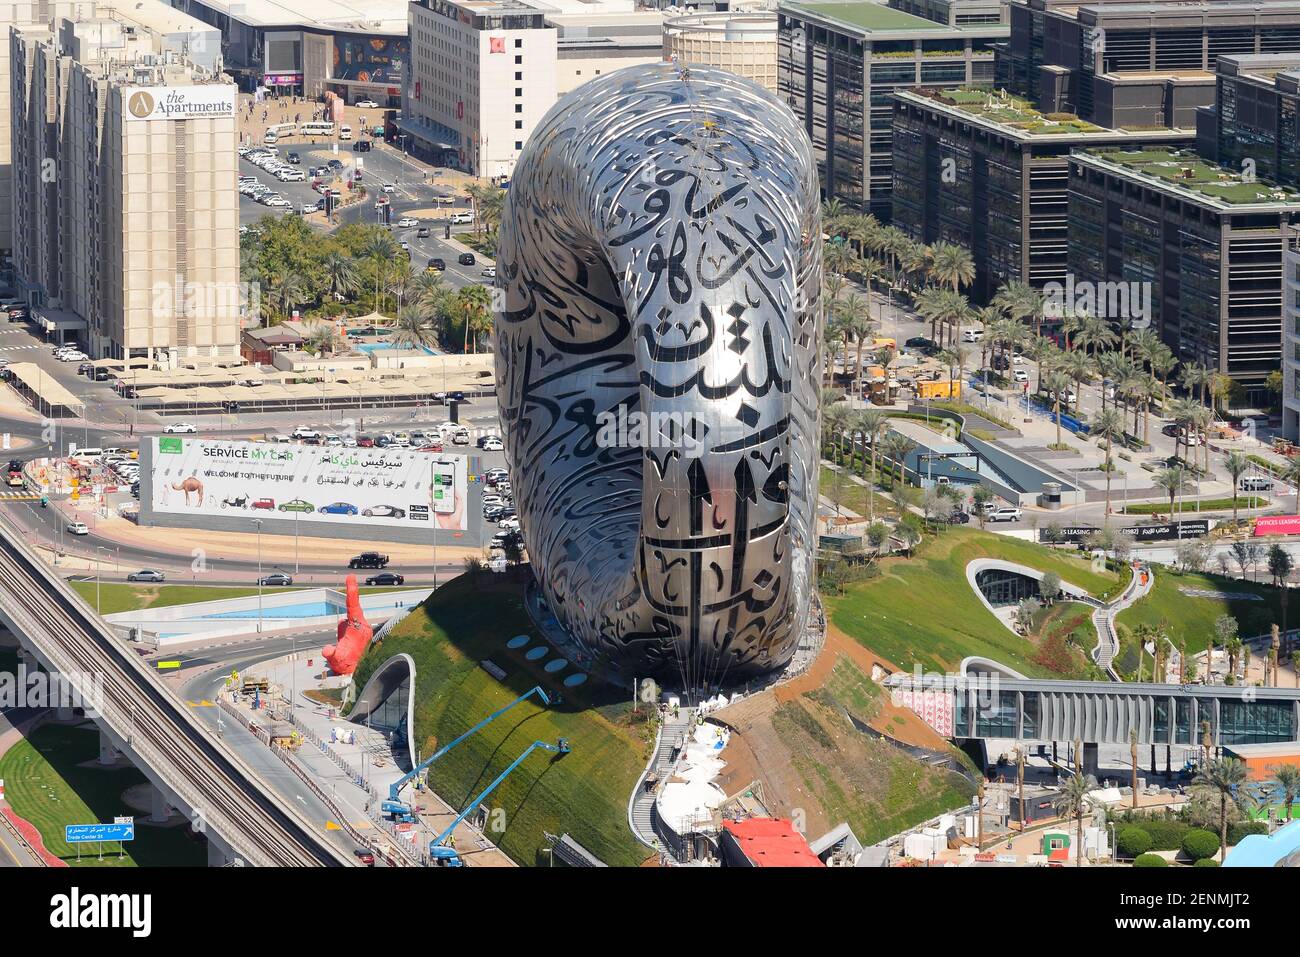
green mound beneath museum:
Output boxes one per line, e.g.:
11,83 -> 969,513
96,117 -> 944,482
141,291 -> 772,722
825,527 -> 1125,678
349,573 -> 653,867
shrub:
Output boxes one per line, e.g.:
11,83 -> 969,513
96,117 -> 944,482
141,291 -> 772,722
1116,826 -> 1152,859
1228,821 -> 1267,845
1133,853 -> 1168,868
1194,858 -> 1220,867
1142,819 -> 1191,851
1181,829 -> 1221,862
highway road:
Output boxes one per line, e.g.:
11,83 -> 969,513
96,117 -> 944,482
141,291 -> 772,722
0,512 -> 355,866
239,140 -> 496,293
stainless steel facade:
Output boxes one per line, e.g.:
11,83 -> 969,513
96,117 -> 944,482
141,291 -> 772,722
494,63 -> 822,689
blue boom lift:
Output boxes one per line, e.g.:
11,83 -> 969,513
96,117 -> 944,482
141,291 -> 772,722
379,685 -> 554,823
428,737 -> 570,866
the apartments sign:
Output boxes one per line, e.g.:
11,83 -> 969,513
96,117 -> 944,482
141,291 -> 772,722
123,86 -> 235,121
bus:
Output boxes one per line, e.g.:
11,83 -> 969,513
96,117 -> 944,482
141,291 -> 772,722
301,121 -> 335,137
264,123 -> 296,142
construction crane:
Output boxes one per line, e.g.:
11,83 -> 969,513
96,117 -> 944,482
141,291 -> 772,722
428,737 -> 571,866
379,685 -> 555,823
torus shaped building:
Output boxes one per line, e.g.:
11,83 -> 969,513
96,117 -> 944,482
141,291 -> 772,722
493,63 -> 822,691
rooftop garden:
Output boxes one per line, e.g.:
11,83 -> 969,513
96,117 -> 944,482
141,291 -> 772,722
1087,148 -> 1300,205
913,86 -> 1106,134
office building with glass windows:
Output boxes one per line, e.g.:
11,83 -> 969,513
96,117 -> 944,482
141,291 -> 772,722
776,0 -> 1006,217
891,86 -> 1191,301
1066,147 -> 1300,405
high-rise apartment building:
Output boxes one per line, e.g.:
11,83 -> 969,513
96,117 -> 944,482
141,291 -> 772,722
11,1 -> 239,361
405,0 -> 557,178
0,1 -> 105,259
776,0 -> 1007,217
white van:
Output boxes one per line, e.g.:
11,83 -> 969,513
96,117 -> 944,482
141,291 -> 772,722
264,128 -> 279,145
70,447 -> 103,460
339,125 -> 353,141
962,328 -> 984,343
1240,475 -> 1274,493
450,212 -> 473,225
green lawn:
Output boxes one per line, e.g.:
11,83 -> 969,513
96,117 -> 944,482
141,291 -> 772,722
1115,567 -> 1285,659
772,692 -> 975,845
349,573 -> 651,867
70,582 -> 407,616
0,723 -> 205,866
824,527 -> 1122,677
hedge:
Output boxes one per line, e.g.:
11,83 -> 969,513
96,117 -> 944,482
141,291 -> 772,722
1117,826 -> 1152,859
1141,819 -> 1191,851
1194,858 -> 1220,867
1228,821 -> 1268,845
1133,853 -> 1168,867
1181,829 -> 1220,861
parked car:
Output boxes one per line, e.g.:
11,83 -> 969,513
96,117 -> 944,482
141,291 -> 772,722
987,506 -> 1023,523
126,569 -> 166,582
365,572 -> 406,586
1240,476 -> 1274,492
258,573 -> 294,586
355,99 -> 379,109
163,423 -> 197,434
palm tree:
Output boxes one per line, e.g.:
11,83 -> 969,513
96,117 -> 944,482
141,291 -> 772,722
1168,397 -> 1200,465
1223,451 -> 1250,524
1130,728 -> 1140,810
991,280 -> 1043,334
1270,765 -> 1300,821
322,251 -> 358,304
856,410 -> 889,521
1092,408 -> 1125,521
390,305 -> 439,352
834,293 -> 875,398
361,231 -> 398,314
302,320 -> 342,357
822,401 -> 854,461
1060,349 -> 1095,417
451,284 -> 493,353
928,242 -> 975,296
1154,465 -> 1189,517
1192,758 -> 1250,862
386,259 -> 414,315
263,270 -> 305,321
879,432 -> 916,489
1042,369 -> 1072,448
1022,334 -> 1057,395
820,197 -> 850,237
1052,771 -> 1094,867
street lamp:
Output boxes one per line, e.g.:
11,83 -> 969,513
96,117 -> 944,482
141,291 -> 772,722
252,518 -> 264,632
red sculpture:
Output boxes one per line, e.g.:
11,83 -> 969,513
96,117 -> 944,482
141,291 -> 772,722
323,575 -> 373,675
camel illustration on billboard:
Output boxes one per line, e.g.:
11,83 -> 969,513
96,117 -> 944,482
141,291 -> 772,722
322,575 -> 373,675
170,476 -> 204,506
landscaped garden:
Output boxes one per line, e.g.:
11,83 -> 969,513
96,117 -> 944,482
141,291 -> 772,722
824,526 -> 1124,677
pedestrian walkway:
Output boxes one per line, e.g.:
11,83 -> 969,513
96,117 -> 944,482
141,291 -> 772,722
628,706 -> 695,860
1092,563 -> 1153,679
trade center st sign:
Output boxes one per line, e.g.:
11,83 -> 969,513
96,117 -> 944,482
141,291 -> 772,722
123,85 -> 235,121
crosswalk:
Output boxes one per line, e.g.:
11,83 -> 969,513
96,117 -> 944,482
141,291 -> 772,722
0,492 -> 40,501
0,344 -> 42,352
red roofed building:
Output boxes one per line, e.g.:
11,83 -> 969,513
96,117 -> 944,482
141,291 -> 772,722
719,818 -> 825,868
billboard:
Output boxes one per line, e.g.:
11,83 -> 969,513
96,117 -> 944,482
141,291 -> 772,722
123,85 -> 236,121
148,437 -> 468,531
332,36 -> 408,84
